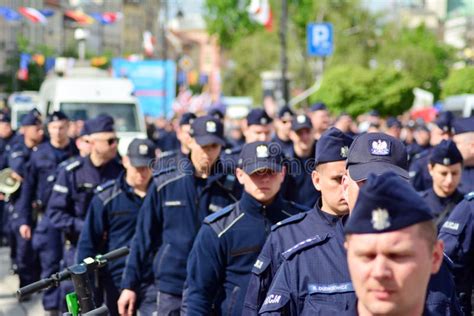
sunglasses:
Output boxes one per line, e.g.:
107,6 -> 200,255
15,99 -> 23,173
106,137 -> 119,145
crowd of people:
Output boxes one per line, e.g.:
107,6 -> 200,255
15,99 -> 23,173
0,102 -> 472,316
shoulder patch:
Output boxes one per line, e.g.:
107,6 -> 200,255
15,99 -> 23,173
281,234 -> 329,261
65,159 -> 81,171
205,204 -> 235,224
95,179 -> 116,193
97,180 -> 121,205
464,191 -> 474,201
271,212 -> 307,231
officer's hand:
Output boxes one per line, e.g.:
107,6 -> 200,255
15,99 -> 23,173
118,289 -> 136,316
10,171 -> 23,182
19,225 -> 31,240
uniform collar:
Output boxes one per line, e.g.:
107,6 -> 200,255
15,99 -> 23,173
239,190 -> 284,217
313,198 -> 341,226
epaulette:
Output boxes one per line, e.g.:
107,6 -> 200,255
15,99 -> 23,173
223,146 -> 241,156
95,179 -> 116,193
152,165 -> 177,178
152,166 -> 184,192
271,212 -> 307,231
289,201 -> 310,212
281,234 -> 329,261
205,204 -> 235,224
97,180 -> 121,205
58,156 -> 78,169
418,190 -> 429,198
464,191 -> 474,201
65,159 -> 82,171
159,150 -> 177,159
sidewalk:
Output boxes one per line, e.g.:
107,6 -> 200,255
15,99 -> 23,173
0,247 -> 44,316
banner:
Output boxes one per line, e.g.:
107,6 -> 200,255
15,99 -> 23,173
112,59 -> 176,118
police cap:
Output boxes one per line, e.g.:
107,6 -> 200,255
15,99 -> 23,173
47,111 -> 68,123
434,111 -> 454,133
179,112 -> 196,126
291,114 -> 312,132
452,117 -> 474,135
127,138 -> 156,167
277,106 -> 294,120
0,111 -> 11,123
238,141 -> 283,175
208,108 -> 225,120
344,172 -> 434,234
87,114 -> 115,134
429,139 -> 463,166
20,108 -> 42,126
310,102 -> 327,112
386,117 -> 402,129
190,115 -> 225,146
247,109 -> 272,126
346,132 -> 408,181
315,127 -> 353,165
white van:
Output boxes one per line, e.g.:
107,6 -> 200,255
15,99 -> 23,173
442,94 -> 474,117
38,74 -> 147,155
8,91 -> 40,129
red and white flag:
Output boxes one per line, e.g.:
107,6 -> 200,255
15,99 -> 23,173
18,7 -> 47,24
143,31 -> 155,57
247,0 -> 272,31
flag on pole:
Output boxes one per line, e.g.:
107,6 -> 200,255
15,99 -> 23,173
247,0 -> 272,31
0,6 -> 22,21
18,7 -> 47,24
64,10 -> 94,25
18,53 -> 31,81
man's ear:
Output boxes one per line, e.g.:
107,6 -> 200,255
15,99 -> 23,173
427,163 -> 433,177
312,169 -> 321,191
431,240 -> 444,274
342,174 -> 350,203
236,168 -> 245,185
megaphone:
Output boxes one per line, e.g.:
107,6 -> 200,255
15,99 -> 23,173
0,168 -> 21,196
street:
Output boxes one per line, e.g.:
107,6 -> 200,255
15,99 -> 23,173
0,247 -> 43,316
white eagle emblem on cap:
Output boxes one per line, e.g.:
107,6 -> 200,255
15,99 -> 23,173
371,208 -> 391,231
206,121 -> 217,133
443,158 -> 451,165
340,146 -> 349,158
256,145 -> 269,158
139,144 -> 148,155
371,140 -> 390,156
296,115 -> 306,123
260,117 -> 268,125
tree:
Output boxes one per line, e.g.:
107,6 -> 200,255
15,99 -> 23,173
441,67 -> 474,98
310,64 -> 415,116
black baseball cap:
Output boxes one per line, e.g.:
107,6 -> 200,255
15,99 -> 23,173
346,132 -> 408,181
291,114 -> 312,131
127,138 -> 156,167
247,109 -> 273,126
190,115 -> 225,146
238,141 -> 283,175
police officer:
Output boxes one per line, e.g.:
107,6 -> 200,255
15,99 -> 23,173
6,109 -> 44,290
420,139 -> 464,228
345,172 -> 444,316
243,127 -> 353,314
47,114 -> 123,310
407,121 -> 430,165
409,111 -> 454,191
452,116 -> 474,193
283,114 -> 319,208
0,111 -> 18,245
77,138 -> 157,316
118,115 -> 240,316
308,102 -> 330,140
272,106 -> 294,157
222,109 -> 273,171
15,111 -> 78,314
183,141 -> 306,315
155,112 -> 196,171
439,191 -> 474,314
334,112 -> 355,136
385,117 -> 402,139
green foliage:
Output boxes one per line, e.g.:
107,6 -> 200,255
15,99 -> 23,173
311,64 -> 415,116
441,67 -> 474,98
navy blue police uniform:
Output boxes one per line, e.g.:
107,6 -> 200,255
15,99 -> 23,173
452,117 -> 474,193
343,172 -> 460,316
221,109 -> 273,172
409,112 -> 454,192
272,106 -> 294,158
439,192 -> 474,315
15,111 -> 78,311
282,114 -> 320,208
182,141 -> 307,315
243,127 -> 353,315
121,116 -> 240,315
6,109 -> 44,288
46,115 -> 123,310
153,112 -> 195,172
420,140 -> 464,228
77,139 -> 157,316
